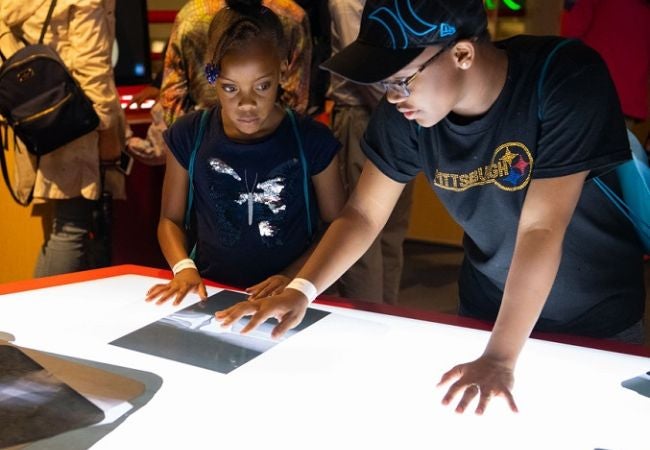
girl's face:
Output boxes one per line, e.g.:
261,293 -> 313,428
216,39 -> 287,141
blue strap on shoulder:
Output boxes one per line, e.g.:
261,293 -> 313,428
286,108 -> 313,238
536,39 -> 575,121
537,38 -> 650,251
592,131 -> 650,250
184,109 -> 210,259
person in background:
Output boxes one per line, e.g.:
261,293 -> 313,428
124,103 -> 169,166
124,42 -> 170,166
328,0 -> 413,304
294,0 -> 331,116
145,0 -> 345,305
0,0 -> 125,276
216,0 -> 646,415
159,0 -> 312,127
561,0 -> 650,127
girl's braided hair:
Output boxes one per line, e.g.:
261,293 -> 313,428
205,0 -> 287,79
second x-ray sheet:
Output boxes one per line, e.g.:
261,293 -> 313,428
0,344 -> 105,448
110,290 -> 329,374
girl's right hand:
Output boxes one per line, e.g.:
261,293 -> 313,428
246,274 -> 291,300
145,269 -> 208,306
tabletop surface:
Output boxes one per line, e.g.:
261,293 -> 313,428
0,265 -> 648,450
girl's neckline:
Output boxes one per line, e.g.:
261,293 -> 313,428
219,104 -> 288,145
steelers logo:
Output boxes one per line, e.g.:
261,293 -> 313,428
492,142 -> 533,192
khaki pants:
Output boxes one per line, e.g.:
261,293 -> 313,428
332,105 -> 414,304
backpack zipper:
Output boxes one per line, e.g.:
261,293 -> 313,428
0,51 -> 63,76
14,92 -> 72,125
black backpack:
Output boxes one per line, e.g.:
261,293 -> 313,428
0,0 -> 99,156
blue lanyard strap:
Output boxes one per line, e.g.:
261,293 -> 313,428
185,109 -> 210,231
286,108 -> 313,238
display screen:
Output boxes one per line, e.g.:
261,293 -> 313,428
112,0 -> 151,86
1,271 -> 649,450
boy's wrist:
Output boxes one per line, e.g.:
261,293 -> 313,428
286,278 -> 317,304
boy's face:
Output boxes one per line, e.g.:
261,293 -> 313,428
215,39 -> 286,140
384,44 -> 461,128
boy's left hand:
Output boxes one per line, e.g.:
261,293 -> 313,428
437,355 -> 519,415
245,274 -> 291,300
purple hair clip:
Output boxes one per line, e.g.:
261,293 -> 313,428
205,63 -> 219,85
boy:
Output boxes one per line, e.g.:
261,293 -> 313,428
216,0 -> 645,414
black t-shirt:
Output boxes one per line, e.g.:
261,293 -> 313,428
164,107 -> 340,288
362,35 -> 645,337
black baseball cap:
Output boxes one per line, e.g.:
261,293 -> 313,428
321,0 -> 488,84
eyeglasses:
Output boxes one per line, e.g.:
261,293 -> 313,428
380,42 -> 454,98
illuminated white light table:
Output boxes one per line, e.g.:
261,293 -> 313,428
0,265 -> 648,450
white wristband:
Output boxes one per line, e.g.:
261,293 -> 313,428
286,278 -> 318,304
172,258 -> 197,275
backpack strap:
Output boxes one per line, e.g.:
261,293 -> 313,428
0,121 -> 37,206
286,108 -> 313,238
537,38 -> 650,249
38,0 -> 58,45
536,39 -> 575,121
592,175 -> 648,233
0,30 -> 13,61
592,131 -> 650,244
0,31 -> 29,61
0,0 -> 56,61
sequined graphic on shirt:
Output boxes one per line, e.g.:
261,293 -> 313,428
207,157 -> 300,247
433,142 -> 533,192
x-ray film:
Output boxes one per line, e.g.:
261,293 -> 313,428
622,371 -> 650,399
0,345 -> 105,448
111,290 -> 329,374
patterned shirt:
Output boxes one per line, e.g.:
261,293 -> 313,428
160,0 -> 311,125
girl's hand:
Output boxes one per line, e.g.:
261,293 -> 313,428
145,269 -> 208,306
437,355 -> 519,415
246,274 -> 291,300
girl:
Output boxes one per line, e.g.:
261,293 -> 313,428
146,0 -> 345,305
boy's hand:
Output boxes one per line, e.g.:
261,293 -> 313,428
215,289 -> 309,339
145,269 -> 207,306
437,355 -> 519,415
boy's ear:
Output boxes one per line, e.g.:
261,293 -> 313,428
453,40 -> 475,70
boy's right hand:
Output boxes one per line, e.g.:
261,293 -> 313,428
215,288 -> 309,339
145,269 -> 208,306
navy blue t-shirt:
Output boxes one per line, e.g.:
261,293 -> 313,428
164,107 -> 340,288
362,36 -> 645,337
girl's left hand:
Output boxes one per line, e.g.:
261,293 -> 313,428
145,269 -> 207,306
246,274 -> 291,300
